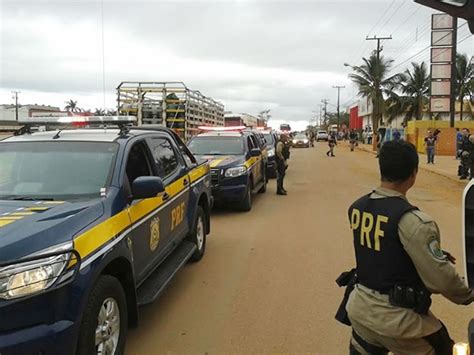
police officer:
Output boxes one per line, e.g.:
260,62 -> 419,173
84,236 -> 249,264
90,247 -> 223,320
276,134 -> 288,196
344,140 -> 474,355
349,129 -> 358,152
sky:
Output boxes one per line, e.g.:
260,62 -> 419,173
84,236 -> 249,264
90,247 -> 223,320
0,0 -> 472,131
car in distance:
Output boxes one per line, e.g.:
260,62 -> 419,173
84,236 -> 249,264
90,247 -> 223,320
316,130 -> 329,142
0,117 -> 212,355
292,133 -> 310,148
187,127 -> 267,211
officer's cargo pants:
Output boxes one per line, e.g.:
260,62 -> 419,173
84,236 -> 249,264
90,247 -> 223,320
276,159 -> 285,192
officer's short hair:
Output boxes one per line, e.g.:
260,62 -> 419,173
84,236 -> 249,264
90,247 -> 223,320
379,140 -> 419,183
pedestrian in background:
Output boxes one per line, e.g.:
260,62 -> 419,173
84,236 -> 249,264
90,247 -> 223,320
424,130 -> 437,164
327,133 -> 337,157
459,129 -> 471,179
456,128 -> 463,160
276,134 -> 288,196
392,128 -> 401,141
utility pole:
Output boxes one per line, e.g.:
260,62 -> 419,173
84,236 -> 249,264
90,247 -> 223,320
321,99 -> 329,127
366,35 -> 392,148
333,86 -> 345,130
449,17 -> 458,127
11,91 -> 20,122
366,35 -> 392,61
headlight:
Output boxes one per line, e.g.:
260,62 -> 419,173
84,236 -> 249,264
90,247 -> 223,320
0,250 -> 71,300
303,139 -> 308,143
268,148 -> 275,157
225,166 -> 247,178
292,139 -> 297,144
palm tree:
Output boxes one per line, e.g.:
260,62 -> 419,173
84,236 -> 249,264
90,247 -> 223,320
65,99 -> 79,113
94,108 -> 106,116
386,62 -> 430,125
347,53 -> 402,140
456,53 -> 473,121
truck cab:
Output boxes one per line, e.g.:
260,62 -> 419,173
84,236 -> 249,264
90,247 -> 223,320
187,127 -> 268,211
0,117 -> 212,355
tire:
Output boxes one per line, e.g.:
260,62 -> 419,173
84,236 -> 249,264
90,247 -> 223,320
76,275 -> 127,355
239,180 -> 252,212
188,206 -> 207,262
258,167 -> 267,194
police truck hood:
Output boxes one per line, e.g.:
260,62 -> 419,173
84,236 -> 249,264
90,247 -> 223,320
195,155 -> 247,169
0,199 -> 104,262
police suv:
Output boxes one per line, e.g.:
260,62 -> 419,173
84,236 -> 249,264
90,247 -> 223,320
187,126 -> 268,211
0,117 -> 212,355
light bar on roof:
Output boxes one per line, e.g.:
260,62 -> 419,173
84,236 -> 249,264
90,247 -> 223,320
18,116 -> 137,126
198,126 -> 247,131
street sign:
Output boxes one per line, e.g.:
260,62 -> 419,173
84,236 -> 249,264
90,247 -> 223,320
431,63 -> 452,79
431,81 -> 451,96
430,97 -> 451,112
432,13 -> 454,29
431,47 -> 453,63
432,30 -> 454,46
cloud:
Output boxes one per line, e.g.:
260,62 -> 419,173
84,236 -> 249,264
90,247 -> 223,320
1,0 -> 472,124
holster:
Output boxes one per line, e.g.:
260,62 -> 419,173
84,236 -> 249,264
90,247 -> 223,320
388,284 -> 432,315
335,269 -> 358,326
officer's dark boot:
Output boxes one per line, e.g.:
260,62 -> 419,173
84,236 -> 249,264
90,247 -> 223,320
276,178 -> 287,195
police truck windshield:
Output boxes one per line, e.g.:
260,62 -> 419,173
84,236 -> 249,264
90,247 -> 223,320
0,142 -> 118,201
188,136 -> 244,155
263,133 -> 274,145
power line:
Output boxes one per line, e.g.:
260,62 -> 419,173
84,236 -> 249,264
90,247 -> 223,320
390,6 -> 422,36
390,22 -> 468,73
366,0 -> 397,37
377,0 -> 407,36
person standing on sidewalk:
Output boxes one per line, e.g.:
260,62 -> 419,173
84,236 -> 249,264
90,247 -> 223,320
424,130 -> 437,164
392,129 -> 401,141
276,134 -> 288,196
456,128 -> 463,160
327,133 -> 337,157
459,129 -> 471,179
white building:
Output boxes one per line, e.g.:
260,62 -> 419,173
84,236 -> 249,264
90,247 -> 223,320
0,104 -> 62,121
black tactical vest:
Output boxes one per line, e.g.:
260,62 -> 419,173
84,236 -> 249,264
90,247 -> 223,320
348,194 -> 422,293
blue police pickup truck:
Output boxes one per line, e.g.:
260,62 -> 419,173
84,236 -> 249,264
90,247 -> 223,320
0,117 -> 212,355
187,127 -> 268,211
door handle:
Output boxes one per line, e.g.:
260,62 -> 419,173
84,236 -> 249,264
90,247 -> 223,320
183,178 -> 189,186
162,192 -> 170,201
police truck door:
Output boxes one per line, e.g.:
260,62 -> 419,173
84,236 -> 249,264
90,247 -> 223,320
146,135 -> 191,246
124,140 -> 173,285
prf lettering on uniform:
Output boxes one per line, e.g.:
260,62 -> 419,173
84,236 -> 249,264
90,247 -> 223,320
351,209 -> 389,252
171,202 -> 185,231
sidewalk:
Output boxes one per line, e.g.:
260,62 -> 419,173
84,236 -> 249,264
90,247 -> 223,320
357,143 -> 465,184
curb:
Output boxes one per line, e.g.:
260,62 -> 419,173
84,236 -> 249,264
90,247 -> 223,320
356,145 -> 466,185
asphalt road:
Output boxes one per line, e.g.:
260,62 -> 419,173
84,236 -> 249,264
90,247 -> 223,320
126,142 -> 471,354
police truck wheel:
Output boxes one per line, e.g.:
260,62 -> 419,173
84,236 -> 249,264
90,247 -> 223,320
188,206 -> 206,262
258,170 -> 267,194
76,275 -> 127,355
239,182 -> 252,212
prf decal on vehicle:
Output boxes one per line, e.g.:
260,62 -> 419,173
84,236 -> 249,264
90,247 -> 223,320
149,217 -> 160,252
171,202 -> 185,231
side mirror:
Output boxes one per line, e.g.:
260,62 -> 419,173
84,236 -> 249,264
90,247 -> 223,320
250,148 -> 261,157
132,176 -> 165,200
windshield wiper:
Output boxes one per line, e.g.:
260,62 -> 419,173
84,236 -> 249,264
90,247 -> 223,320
8,196 -> 55,201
